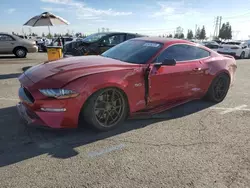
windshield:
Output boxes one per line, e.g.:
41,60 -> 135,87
82,33 -> 107,43
101,40 -> 163,64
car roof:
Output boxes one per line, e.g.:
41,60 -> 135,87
0,32 -> 12,35
131,37 -> 190,44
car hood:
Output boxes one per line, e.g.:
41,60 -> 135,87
22,55 -> 135,88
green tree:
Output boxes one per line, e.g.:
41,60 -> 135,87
219,22 -> 232,40
199,26 -> 206,40
174,33 -> 178,38
195,27 -> 201,39
187,29 -> 193,39
174,26 -> 184,38
179,33 -> 184,39
225,22 -> 232,39
168,34 -> 173,38
46,33 -> 52,39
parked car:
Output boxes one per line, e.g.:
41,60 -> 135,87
0,33 -> 38,58
63,32 -> 145,57
212,39 -> 222,44
202,41 -> 219,51
217,41 -> 250,59
17,37 -> 237,131
36,38 -> 52,52
51,37 -> 76,46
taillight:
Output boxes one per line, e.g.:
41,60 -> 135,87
231,47 -> 239,49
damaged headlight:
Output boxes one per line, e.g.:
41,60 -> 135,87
39,89 -> 79,99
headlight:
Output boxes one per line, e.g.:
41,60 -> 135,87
39,89 -> 79,99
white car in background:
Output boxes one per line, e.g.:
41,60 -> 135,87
217,41 -> 250,59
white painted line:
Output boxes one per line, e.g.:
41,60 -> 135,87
88,144 -> 125,158
0,97 -> 18,101
211,105 -> 250,114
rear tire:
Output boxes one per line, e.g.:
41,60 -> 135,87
205,73 -> 230,103
14,47 -> 27,58
81,88 -> 129,132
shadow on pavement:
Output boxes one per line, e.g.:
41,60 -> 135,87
0,100 -> 215,167
0,73 -> 21,80
0,55 -> 17,59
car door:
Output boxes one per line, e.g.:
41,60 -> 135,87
0,34 -> 16,53
148,44 -> 205,107
99,34 -> 126,53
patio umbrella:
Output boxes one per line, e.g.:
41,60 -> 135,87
23,12 -> 69,34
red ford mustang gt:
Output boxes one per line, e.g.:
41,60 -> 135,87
17,37 -> 237,131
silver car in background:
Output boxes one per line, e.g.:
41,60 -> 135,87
0,32 -> 38,58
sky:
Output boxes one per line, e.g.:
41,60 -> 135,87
1,0 -> 250,39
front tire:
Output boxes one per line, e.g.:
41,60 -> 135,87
14,47 -> 27,58
82,88 -> 129,132
205,73 -> 230,103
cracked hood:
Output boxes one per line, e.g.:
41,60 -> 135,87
21,55 -> 134,88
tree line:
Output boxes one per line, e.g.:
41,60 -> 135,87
11,31 -> 86,39
160,22 -> 232,40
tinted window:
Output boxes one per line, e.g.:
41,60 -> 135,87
102,34 -> 125,46
82,33 -> 106,43
157,45 -> 196,62
0,34 -> 14,41
223,42 -> 241,45
126,34 -> 136,40
65,38 -> 73,42
157,44 -> 210,62
195,47 -> 210,58
101,40 -> 163,64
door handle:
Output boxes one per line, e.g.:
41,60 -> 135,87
193,68 -> 201,71
11,42 -> 15,45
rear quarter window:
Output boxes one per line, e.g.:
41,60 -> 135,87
195,47 -> 210,59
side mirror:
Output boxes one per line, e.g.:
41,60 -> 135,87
154,58 -> 176,67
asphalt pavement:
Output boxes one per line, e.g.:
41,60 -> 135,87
0,53 -> 249,188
